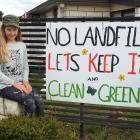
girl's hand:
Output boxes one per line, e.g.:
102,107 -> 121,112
23,81 -> 32,94
12,81 -> 27,93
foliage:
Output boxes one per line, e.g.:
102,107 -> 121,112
84,125 -> 140,140
0,115 -> 78,140
0,11 -> 3,21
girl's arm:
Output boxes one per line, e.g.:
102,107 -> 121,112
22,44 -> 32,93
23,44 -> 29,82
0,65 -> 28,92
0,65 -> 14,86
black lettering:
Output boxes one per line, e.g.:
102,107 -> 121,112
111,55 -> 119,72
83,27 -> 95,46
95,27 -> 107,46
115,26 -> 126,46
47,28 -> 57,45
98,55 -> 104,72
107,26 -> 116,46
75,28 -> 84,45
70,54 -> 80,71
58,28 -> 71,46
125,26 -> 134,47
133,27 -> 140,47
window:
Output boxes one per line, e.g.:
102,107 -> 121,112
31,13 -> 40,18
53,7 -> 58,18
111,8 -> 135,17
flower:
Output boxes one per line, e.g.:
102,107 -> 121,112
118,74 -> 125,81
82,48 -> 88,55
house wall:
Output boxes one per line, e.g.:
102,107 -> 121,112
29,3 -> 140,18
111,4 -> 134,12
45,10 -> 54,18
62,5 -> 110,18
135,7 -> 140,17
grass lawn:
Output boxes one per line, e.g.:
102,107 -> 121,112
84,125 -> 140,140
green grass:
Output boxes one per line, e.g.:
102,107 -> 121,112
83,125 -> 140,140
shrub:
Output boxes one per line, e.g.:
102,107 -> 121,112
0,116 -> 78,140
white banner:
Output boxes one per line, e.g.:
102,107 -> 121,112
46,21 -> 140,107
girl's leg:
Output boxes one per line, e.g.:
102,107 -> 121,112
23,94 -> 36,117
31,90 -> 45,116
1,86 -> 36,117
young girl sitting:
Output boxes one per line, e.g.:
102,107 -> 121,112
0,15 -> 44,117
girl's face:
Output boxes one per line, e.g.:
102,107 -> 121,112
4,26 -> 18,42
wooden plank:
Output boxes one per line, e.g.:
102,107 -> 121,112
27,45 -> 46,49
22,34 -> 46,37
21,28 -> 46,32
24,40 -> 46,43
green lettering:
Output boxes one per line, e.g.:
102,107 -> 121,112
48,80 -> 59,96
98,84 -> 110,102
129,87 -> 139,103
59,83 -> 69,97
69,83 -> 84,99
122,87 -> 128,102
109,86 -> 116,102
76,83 -> 84,99
115,87 -> 123,102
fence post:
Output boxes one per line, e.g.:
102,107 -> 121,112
80,103 -> 84,140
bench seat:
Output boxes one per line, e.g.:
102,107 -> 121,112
0,97 -> 24,119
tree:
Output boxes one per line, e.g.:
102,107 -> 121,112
0,11 -> 3,21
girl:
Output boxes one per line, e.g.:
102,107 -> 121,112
0,15 -> 44,117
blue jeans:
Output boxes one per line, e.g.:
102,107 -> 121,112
0,86 -> 44,117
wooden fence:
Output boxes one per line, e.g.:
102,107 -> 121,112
20,17 -> 140,139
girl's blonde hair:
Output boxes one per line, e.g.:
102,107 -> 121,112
0,30 -> 8,63
0,25 -> 22,63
